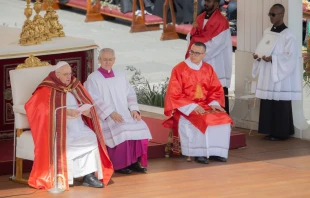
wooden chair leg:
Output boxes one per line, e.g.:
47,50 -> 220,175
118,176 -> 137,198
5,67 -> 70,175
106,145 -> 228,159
161,0 -> 179,40
85,0 -> 104,22
11,157 -> 28,185
11,129 -> 28,184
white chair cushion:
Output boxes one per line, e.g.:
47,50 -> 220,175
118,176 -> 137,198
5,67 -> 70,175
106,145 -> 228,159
10,66 -> 55,106
16,130 -> 34,161
13,105 -> 26,114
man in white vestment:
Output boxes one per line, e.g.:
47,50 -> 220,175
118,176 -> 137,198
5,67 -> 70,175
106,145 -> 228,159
252,4 -> 302,141
186,0 -> 232,114
25,62 -> 113,190
84,48 -> 152,174
164,42 -> 232,164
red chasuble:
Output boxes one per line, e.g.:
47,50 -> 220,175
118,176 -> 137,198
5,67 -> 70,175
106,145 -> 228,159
185,9 -> 229,58
25,72 -> 114,190
163,61 -> 232,155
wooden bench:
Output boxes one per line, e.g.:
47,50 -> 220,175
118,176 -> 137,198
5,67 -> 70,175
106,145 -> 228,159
51,0 -> 163,33
160,0 -> 237,48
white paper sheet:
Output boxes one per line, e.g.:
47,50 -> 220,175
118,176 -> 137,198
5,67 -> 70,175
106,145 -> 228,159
77,104 -> 93,112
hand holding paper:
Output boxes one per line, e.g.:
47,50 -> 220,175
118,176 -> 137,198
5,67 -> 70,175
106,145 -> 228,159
77,104 -> 93,118
77,104 -> 93,112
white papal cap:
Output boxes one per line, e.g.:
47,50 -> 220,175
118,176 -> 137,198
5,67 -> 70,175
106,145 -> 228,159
54,61 -> 70,71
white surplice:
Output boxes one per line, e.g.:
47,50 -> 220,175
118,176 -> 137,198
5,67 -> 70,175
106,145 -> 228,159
187,19 -> 233,88
178,59 -> 231,158
84,70 -> 152,148
252,28 -> 302,101
66,92 -> 103,185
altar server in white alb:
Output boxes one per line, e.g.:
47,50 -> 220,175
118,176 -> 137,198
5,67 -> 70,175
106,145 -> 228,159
84,48 -> 152,174
186,0 -> 232,114
253,4 -> 302,141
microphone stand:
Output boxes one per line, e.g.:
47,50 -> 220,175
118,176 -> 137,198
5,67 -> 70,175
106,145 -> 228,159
48,104 -> 82,194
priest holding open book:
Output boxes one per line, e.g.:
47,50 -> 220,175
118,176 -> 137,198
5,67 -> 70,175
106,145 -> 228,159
252,4 -> 302,141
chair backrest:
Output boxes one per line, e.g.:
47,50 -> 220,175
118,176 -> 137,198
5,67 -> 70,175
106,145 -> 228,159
10,65 -> 55,106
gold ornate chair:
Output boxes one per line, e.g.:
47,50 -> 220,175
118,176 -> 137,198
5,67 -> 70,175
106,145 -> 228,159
9,55 -> 54,184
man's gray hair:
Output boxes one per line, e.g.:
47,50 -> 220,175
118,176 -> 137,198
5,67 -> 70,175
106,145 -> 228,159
99,48 -> 115,58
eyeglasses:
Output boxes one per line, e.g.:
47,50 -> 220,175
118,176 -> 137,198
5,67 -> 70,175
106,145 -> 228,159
268,12 -> 282,17
57,72 -> 72,77
101,58 -> 115,62
189,50 -> 205,56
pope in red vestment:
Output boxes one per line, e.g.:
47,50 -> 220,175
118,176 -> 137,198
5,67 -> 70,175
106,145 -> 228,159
164,42 -> 232,164
25,62 -> 113,190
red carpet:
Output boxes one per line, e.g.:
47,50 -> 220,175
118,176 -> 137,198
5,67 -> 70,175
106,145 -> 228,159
0,116 -> 246,176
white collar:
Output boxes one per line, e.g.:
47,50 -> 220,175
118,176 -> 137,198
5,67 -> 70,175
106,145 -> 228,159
185,58 -> 202,70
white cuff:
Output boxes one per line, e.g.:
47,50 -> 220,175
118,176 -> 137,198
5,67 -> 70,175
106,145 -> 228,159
178,103 -> 198,116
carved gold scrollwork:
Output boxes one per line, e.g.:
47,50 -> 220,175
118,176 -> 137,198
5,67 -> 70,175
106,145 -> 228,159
16,55 -> 51,69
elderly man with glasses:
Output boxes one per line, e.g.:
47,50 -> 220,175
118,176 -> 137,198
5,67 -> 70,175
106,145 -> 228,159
252,4 -> 302,141
84,48 -> 152,175
164,42 -> 232,164
25,61 -> 114,190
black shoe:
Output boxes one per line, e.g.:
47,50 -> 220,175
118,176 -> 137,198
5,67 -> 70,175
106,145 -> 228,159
194,157 -> 209,164
115,168 -> 133,174
209,156 -> 227,162
130,162 -> 147,173
269,136 -> 282,141
82,173 -> 104,188
264,135 -> 272,140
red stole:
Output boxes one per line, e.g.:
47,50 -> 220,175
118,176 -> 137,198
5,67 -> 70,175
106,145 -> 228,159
25,72 -> 113,190
163,61 -> 232,155
185,9 -> 229,58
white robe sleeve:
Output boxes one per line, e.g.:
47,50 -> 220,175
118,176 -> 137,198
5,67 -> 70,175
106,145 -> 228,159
204,29 -> 231,61
84,78 -> 114,121
126,78 -> 140,112
271,35 -> 298,83
178,104 -> 198,116
208,100 -> 220,106
252,60 -> 261,78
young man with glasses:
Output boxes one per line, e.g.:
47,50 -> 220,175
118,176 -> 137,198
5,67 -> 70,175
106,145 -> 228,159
252,4 -> 302,141
164,42 -> 232,164
186,0 -> 232,115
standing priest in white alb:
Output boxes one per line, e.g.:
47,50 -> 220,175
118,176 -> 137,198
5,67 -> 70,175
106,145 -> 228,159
186,0 -> 232,114
252,4 -> 302,141
84,48 -> 152,174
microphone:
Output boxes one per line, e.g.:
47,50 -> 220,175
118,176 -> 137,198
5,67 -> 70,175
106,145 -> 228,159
49,104 -> 83,194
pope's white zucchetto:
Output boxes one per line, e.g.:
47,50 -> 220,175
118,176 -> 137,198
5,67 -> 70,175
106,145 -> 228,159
54,61 -> 70,71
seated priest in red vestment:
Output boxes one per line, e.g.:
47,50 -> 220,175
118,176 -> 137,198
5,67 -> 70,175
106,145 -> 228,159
25,61 -> 114,190
164,42 -> 232,164
186,0 -> 232,114
84,48 -> 152,174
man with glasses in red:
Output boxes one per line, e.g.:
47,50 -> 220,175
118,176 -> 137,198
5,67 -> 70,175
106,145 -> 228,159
186,0 -> 232,114
164,42 -> 232,164
252,4 -> 302,141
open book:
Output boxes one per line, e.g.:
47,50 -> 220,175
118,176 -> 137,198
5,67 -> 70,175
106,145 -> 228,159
255,32 -> 279,58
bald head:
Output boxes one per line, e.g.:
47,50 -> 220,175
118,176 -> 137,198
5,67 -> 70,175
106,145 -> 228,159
271,4 -> 285,14
269,4 -> 285,26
